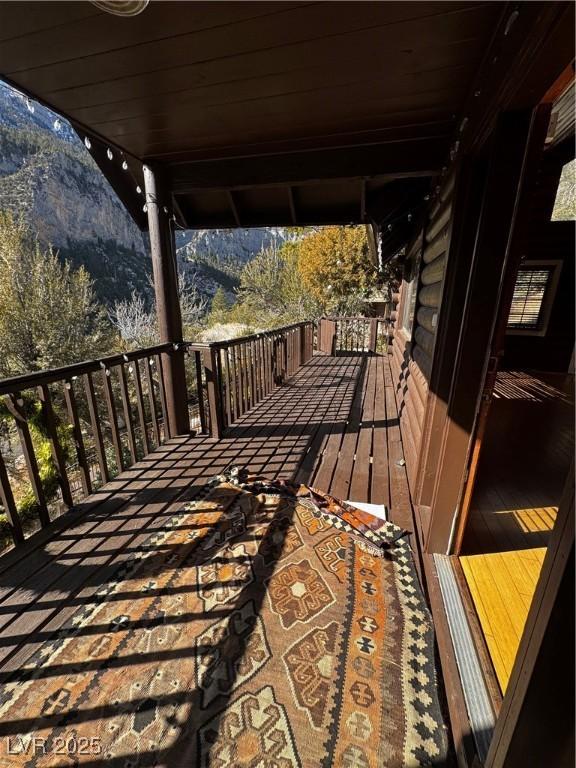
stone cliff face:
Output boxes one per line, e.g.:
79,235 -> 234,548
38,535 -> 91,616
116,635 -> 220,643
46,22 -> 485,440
177,227 -> 296,265
0,82 -> 297,307
0,84 -> 148,255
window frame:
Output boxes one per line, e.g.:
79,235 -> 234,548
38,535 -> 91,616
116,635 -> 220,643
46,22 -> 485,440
506,259 -> 562,337
399,248 -> 422,341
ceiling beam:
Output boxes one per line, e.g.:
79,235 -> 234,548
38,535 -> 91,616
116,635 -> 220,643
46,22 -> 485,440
71,125 -> 148,230
170,139 -> 445,193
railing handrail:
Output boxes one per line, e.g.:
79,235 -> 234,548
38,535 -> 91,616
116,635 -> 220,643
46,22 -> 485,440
0,322 -> 316,395
0,342 -> 179,396
197,320 -> 313,350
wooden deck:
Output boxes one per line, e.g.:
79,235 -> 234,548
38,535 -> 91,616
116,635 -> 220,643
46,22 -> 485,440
460,369 -> 573,693
0,352 -> 415,677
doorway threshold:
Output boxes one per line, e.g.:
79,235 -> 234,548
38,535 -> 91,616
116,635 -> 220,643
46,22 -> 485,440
434,554 -> 496,764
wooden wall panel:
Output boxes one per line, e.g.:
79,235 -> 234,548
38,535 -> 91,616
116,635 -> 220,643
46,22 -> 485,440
389,173 -> 455,497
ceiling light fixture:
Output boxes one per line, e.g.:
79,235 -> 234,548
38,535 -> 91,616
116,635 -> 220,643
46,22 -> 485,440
91,1 -> 149,17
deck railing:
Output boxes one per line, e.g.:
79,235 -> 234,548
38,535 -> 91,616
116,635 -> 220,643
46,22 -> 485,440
0,322 -> 315,548
206,322 -> 315,436
0,317 -> 388,548
0,343 -> 207,547
318,316 -> 386,354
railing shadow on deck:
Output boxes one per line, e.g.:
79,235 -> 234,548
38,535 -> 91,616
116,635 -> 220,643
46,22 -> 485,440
0,318 -> 389,553
0,477 -> 300,768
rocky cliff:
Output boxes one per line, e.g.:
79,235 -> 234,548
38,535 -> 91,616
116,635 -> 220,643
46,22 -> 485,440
0,82 -> 295,307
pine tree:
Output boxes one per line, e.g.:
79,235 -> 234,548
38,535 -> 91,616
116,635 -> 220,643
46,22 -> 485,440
208,286 -> 231,325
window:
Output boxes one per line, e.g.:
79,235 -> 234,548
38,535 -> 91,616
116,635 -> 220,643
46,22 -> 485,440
507,260 -> 562,336
400,275 -> 418,337
551,158 -> 576,221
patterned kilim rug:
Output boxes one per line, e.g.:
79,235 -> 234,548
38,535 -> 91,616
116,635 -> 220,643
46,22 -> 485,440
0,471 -> 449,767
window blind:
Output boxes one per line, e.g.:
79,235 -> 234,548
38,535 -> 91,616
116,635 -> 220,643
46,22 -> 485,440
507,267 -> 552,330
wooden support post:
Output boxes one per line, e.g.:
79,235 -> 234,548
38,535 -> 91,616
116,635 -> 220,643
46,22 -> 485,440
143,163 -> 189,438
203,348 -> 224,440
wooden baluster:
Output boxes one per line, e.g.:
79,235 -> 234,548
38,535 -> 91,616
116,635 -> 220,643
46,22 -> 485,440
117,363 -> 137,465
84,372 -> 109,484
369,318 -> 378,353
101,366 -> 124,473
273,335 -> 278,384
295,328 -> 300,371
5,393 -> 50,526
241,344 -> 248,411
254,338 -> 262,404
249,342 -> 256,409
194,350 -> 208,434
131,359 -> 150,455
145,357 -> 161,447
0,448 -> 24,544
155,354 -> 171,440
243,344 -> 250,411
233,346 -> 240,417
203,347 -> 223,439
219,351 -> 227,421
38,383 -> 73,508
239,345 -> 247,415
63,378 -> 92,496
263,337 -> 270,395
225,346 -> 235,424
250,342 -> 257,407
221,349 -> 231,427
245,343 -> 251,409
259,336 -> 266,399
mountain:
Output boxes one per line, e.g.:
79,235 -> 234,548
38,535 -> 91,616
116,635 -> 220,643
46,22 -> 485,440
176,227 -> 296,266
0,81 -> 153,304
0,81 -> 297,308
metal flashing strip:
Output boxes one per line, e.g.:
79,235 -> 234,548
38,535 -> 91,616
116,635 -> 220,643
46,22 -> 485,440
434,553 -> 496,763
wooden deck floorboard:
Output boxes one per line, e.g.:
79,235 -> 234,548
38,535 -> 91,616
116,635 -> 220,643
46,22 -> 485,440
0,352 -> 415,675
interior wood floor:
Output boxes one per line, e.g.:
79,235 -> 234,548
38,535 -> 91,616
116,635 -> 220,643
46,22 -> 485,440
0,352 -> 416,677
460,369 -> 574,693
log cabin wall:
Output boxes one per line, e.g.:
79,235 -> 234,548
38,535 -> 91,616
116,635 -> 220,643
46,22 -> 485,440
389,172 -> 455,495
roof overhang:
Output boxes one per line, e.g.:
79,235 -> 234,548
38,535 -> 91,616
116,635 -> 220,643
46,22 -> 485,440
1,1 -> 572,241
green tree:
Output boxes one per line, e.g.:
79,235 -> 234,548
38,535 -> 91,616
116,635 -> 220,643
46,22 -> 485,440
0,211 -> 113,377
230,243 -> 320,328
208,286 -> 231,325
297,226 -> 377,314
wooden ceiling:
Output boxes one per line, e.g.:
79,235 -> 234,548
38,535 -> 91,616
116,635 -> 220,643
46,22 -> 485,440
0,1 -> 504,229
